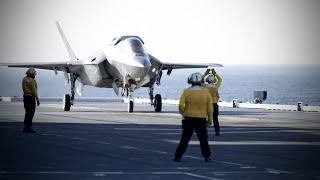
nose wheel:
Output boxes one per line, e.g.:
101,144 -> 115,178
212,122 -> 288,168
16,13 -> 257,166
128,100 -> 134,113
126,88 -> 134,113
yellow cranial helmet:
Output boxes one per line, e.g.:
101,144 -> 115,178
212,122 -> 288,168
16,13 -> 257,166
26,67 -> 37,75
206,74 -> 217,83
188,72 -> 203,84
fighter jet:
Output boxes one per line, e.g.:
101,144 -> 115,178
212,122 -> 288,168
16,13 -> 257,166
0,22 -> 223,112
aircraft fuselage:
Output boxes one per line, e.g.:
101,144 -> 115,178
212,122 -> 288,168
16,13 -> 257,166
78,36 -> 153,93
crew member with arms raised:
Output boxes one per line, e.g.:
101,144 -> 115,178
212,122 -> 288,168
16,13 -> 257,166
203,68 -> 222,136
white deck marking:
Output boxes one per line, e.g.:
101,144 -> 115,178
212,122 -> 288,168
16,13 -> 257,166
159,129 -> 320,135
150,150 -> 170,154
265,168 -> 293,174
115,128 -> 181,131
240,166 -> 257,169
0,171 -> 223,179
164,139 -> 320,145
184,172 -> 224,180
41,133 -> 110,145
120,146 -> 139,149
213,160 -> 244,166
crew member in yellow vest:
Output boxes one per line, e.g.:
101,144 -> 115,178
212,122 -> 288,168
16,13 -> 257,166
203,68 -> 222,136
174,72 -> 213,162
22,67 -> 40,133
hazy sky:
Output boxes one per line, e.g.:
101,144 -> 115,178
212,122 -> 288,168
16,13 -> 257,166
0,0 -> 319,64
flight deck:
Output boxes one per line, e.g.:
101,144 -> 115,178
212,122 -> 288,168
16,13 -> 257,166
0,101 -> 319,180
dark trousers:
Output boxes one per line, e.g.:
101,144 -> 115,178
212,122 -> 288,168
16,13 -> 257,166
23,95 -> 36,129
213,103 -> 220,133
175,117 -> 211,159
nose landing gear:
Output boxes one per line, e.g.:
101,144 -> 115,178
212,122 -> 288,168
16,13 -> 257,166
123,82 -> 135,113
127,89 -> 134,113
128,99 -> 134,113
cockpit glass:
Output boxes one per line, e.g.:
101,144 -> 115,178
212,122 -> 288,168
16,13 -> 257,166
128,39 -> 146,55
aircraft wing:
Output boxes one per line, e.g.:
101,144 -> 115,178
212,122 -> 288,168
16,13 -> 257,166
0,61 -> 83,72
161,62 -> 223,70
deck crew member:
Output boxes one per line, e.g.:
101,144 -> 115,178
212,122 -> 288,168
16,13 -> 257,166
203,68 -> 222,136
174,72 -> 213,162
22,67 -> 40,133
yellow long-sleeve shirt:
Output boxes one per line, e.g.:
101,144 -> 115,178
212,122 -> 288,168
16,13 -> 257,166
22,76 -> 39,101
179,86 -> 213,123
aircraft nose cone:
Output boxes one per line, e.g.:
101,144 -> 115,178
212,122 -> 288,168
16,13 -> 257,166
129,56 -> 151,79
134,56 -> 151,68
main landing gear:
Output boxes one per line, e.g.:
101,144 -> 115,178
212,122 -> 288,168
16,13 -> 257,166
63,73 -> 77,111
126,86 -> 162,113
63,94 -> 71,111
149,86 -> 162,112
154,94 -> 162,112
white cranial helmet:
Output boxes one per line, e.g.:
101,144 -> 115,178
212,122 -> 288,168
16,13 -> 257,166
206,74 -> 217,83
26,67 -> 37,75
188,72 -> 203,84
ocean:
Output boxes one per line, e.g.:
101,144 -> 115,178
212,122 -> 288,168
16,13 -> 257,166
0,64 -> 319,106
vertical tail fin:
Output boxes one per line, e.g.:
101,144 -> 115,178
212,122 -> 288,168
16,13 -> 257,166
55,21 -> 78,61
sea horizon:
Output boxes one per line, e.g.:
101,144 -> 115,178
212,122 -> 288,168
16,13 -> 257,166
1,64 -> 319,106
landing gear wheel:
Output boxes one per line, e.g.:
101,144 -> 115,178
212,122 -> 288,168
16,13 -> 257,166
154,94 -> 162,112
63,94 -> 71,111
128,100 -> 134,113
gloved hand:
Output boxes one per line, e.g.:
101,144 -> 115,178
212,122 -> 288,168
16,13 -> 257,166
211,68 -> 216,75
204,69 -> 210,75
37,100 -> 40,106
